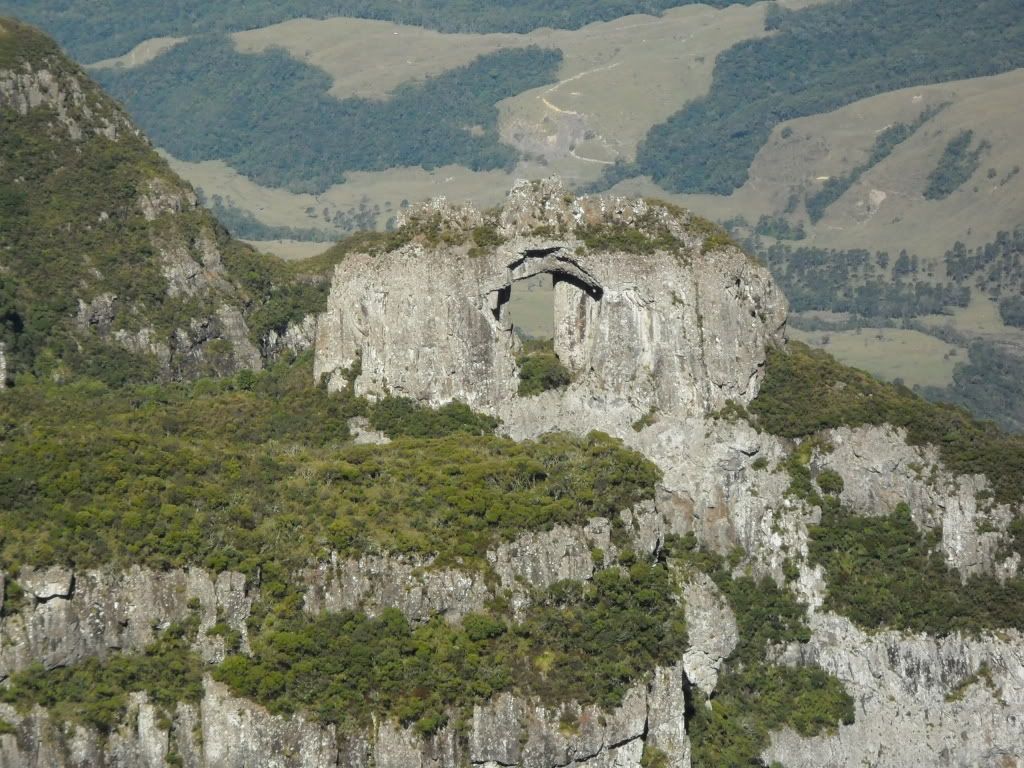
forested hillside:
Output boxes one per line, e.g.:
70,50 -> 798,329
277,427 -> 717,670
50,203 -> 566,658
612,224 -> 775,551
95,39 -> 561,193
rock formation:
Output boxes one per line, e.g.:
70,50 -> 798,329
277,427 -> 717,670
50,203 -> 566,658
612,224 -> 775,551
315,178 -> 787,433
3,174 -> 1023,767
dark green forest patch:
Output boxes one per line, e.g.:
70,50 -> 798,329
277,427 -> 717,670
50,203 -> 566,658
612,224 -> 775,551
924,130 -> 990,200
96,39 -> 561,193
809,503 -> 1024,635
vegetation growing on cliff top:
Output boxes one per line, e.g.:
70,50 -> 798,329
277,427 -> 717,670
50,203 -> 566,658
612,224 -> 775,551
0,354 -> 659,574
750,342 -> 1024,504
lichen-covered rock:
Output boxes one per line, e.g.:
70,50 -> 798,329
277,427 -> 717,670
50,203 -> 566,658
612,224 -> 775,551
314,178 -> 786,428
301,552 -> 490,623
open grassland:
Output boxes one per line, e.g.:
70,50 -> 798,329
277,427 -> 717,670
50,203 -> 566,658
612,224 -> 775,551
155,4 -> 772,237
623,68 -> 1024,259
89,36 -> 186,69
787,328 -> 964,389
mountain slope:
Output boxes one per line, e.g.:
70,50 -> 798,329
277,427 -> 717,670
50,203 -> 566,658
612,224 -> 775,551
0,18 -> 330,384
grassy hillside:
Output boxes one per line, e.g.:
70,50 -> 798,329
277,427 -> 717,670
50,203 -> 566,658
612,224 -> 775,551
0,0 -> 758,62
615,0 -> 1024,195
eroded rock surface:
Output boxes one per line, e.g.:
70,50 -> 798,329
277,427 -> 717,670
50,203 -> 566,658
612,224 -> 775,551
315,178 -> 787,431
766,613 -> 1024,768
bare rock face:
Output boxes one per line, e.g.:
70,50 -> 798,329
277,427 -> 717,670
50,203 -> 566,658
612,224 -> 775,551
0,567 -> 255,679
0,57 -> 131,141
682,572 -> 738,695
0,671 -> 685,768
765,613 -> 1024,768
314,178 -> 786,429
301,552 -> 490,623
823,425 -> 1019,578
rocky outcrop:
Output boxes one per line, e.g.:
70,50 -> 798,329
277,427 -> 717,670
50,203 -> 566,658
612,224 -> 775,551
681,572 -> 738,695
301,553 -> 490,623
765,613 -> 1024,768
263,315 -> 319,362
314,178 -> 786,431
823,425 -> 1019,577
0,566 -> 255,679
0,55 -> 130,141
0,669 -> 688,768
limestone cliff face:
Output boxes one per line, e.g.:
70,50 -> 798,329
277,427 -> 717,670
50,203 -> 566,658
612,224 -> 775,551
766,613 -> 1024,768
314,178 -> 786,429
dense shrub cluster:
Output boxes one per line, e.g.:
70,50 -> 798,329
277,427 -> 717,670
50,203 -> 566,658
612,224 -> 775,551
0,623 -> 203,732
517,339 -> 573,396
809,504 -> 1024,634
0,355 -> 659,573
667,536 -> 854,768
215,560 -> 686,734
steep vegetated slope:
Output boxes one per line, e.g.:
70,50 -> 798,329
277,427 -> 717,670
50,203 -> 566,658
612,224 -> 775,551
95,38 -> 562,193
606,0 -> 1024,195
4,179 -> 1022,768
0,19 -> 346,384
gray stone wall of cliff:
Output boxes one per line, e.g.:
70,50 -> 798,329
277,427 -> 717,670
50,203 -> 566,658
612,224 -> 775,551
314,178 -> 787,430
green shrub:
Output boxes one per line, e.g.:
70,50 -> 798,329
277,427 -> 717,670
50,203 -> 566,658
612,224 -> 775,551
809,504 -> 1024,634
367,396 -> 499,438
0,356 -> 658,574
0,624 -> 203,732
751,342 -> 1024,505
214,560 -> 686,732
517,339 -> 573,396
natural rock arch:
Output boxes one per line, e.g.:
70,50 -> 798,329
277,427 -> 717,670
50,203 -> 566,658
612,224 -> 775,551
313,179 -> 787,434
